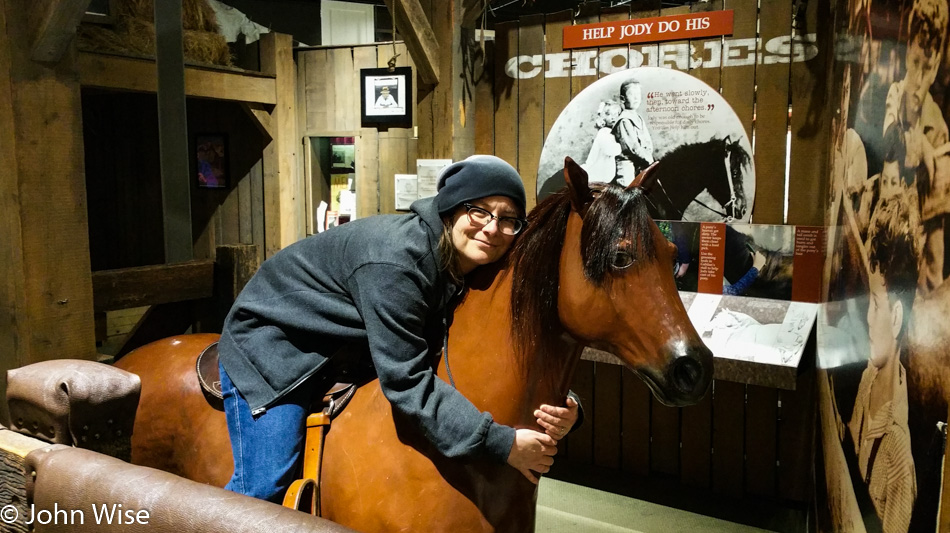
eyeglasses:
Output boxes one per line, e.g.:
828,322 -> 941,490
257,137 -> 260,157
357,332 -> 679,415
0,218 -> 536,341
462,203 -> 526,236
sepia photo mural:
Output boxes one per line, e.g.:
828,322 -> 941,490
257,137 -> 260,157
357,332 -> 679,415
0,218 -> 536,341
818,0 -> 950,531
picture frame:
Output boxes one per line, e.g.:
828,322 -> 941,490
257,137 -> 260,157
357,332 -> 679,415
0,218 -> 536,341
361,67 -> 412,127
195,133 -> 229,189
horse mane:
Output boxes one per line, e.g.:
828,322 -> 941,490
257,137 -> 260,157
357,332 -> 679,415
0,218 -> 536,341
508,183 -> 658,375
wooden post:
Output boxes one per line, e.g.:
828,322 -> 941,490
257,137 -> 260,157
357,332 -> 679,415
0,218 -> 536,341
260,33 -> 301,256
0,0 -> 97,424
412,0 -> 475,161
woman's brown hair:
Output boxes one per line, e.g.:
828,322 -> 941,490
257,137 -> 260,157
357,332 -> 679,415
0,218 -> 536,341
439,216 -> 464,285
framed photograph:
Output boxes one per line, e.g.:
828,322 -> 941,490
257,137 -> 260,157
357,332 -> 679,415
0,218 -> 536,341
195,133 -> 228,189
361,67 -> 412,127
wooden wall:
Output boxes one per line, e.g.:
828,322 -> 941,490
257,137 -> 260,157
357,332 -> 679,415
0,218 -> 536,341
82,93 -> 268,270
297,42 -> 417,219
475,0 -> 836,505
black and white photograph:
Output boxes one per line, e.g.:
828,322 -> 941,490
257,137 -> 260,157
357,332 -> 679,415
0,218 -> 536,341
693,296 -> 814,368
537,67 -> 755,223
360,66 -> 412,126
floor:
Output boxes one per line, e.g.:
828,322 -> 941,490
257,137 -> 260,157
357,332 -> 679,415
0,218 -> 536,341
536,478 -> 779,533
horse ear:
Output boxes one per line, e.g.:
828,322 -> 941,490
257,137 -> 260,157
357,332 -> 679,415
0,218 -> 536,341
630,161 -> 661,191
563,156 -> 593,214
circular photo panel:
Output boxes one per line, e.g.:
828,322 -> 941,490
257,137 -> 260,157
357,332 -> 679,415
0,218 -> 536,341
537,67 -> 755,223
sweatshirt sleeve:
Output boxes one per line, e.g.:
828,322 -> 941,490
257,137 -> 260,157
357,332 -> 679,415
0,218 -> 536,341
347,262 -> 515,463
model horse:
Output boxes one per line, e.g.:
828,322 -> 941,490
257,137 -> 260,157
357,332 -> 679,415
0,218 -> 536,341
641,136 -> 751,222
115,158 -> 713,532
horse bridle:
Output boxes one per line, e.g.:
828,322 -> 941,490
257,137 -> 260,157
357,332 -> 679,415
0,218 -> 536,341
652,145 -> 740,222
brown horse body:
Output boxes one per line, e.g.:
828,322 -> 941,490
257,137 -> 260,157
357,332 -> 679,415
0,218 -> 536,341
116,160 -> 713,532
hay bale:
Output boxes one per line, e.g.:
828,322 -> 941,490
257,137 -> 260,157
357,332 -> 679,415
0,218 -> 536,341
112,0 -> 219,33
78,17 -> 233,67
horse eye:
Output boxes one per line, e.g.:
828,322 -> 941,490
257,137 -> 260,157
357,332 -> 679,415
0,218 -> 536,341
612,250 -> 635,269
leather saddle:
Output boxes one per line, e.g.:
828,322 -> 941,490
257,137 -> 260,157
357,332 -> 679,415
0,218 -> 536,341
195,342 -> 358,416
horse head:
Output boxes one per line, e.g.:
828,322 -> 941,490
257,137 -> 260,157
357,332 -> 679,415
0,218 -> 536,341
557,157 -> 712,406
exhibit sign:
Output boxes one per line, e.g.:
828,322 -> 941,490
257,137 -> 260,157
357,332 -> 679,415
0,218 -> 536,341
537,66 -> 755,223
563,10 -> 734,49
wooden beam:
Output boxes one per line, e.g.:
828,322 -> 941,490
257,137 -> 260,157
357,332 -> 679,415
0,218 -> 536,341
155,0 -> 192,264
385,0 -> 440,84
240,102 -> 274,142
461,0 -> 486,28
31,0 -> 92,62
78,52 -> 278,105
91,261 -> 214,312
260,33 -> 302,256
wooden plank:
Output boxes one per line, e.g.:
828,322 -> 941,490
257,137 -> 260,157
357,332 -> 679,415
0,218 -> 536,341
5,1 -> 95,364
260,33 -> 301,251
493,21 -> 518,168
429,0 -> 456,159
680,388 -> 712,489
78,52 -> 277,105
712,380 -> 745,497
621,370 -> 651,476
752,2 -> 792,224
377,43 -> 411,215
249,158 -> 265,264
630,1 -> 661,68
657,4 -> 691,71
31,0 -> 91,63
786,0 -> 833,226
567,359 -> 595,465
690,0 -> 723,90
0,2 -> 27,425
414,0 -> 434,160
720,0 -> 757,144
570,2 -> 599,98
385,0 -> 440,84
778,361 -> 816,502
744,385 -> 778,498
91,261 -> 214,312
650,397 -> 680,476
0,429 -> 50,533
356,127 -> 379,218
473,37 -> 494,155
328,47 -> 356,136
592,362 -> 622,469
302,49 -> 329,134
542,10 -> 572,143
155,0 -> 191,263
238,157 -> 254,244
517,15 -> 544,211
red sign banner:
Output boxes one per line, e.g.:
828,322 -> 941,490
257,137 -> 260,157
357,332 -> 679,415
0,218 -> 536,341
563,10 -> 734,49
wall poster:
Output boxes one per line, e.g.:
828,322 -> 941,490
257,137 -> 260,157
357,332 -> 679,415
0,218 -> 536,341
817,0 -> 950,531
537,66 -> 755,224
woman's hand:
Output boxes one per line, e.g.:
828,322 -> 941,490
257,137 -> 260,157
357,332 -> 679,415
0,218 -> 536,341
507,429 -> 558,484
534,396 -> 580,441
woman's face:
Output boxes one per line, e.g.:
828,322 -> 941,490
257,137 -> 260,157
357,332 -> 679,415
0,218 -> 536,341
450,195 -> 520,274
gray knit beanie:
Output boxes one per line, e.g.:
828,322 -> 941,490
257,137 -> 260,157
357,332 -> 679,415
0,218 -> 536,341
435,155 -> 526,217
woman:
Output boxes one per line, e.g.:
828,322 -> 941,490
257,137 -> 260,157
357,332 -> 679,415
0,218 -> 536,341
218,155 -> 579,502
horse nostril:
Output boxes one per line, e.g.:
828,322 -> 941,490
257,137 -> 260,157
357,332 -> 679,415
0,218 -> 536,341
671,356 -> 702,395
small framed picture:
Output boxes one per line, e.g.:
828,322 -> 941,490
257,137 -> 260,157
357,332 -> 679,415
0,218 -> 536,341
361,67 -> 412,127
195,133 -> 228,189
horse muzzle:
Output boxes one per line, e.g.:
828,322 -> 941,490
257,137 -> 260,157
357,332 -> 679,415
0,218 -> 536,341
638,343 -> 713,407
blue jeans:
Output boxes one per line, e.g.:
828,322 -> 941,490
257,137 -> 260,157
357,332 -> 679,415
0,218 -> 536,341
219,361 -> 311,503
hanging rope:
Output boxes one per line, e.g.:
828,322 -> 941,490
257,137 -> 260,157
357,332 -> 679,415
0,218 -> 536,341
388,6 -> 399,71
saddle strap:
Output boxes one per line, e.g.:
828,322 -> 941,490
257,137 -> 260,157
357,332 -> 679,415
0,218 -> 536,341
283,412 -> 330,516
